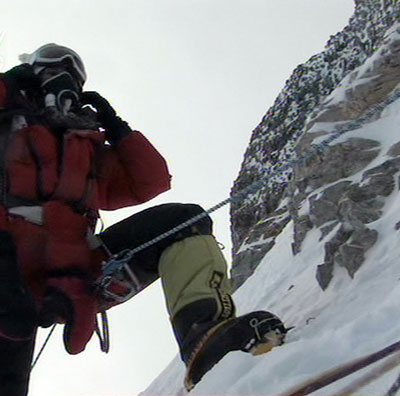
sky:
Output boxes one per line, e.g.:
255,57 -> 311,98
0,1 -> 355,395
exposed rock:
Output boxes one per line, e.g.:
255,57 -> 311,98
230,1 -> 400,289
309,198 -> 338,227
315,37 -> 400,123
231,209 -> 290,289
292,215 -> 313,255
324,226 -> 353,264
308,181 -> 352,227
363,157 -> 400,178
346,184 -> 378,202
319,221 -> 340,241
332,227 -> 378,278
387,141 -> 400,157
364,174 -> 395,197
316,263 -> 334,290
296,139 -> 380,190
231,242 -> 275,289
339,197 -> 383,225
323,181 -> 353,201
335,244 -> 365,278
343,138 -> 381,151
350,227 -> 378,249
316,226 -> 353,289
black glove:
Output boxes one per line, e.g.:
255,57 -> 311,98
80,91 -> 132,143
3,63 -> 41,92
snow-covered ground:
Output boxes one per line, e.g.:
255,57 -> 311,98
142,79 -> 400,396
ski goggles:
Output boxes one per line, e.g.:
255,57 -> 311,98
30,44 -> 86,85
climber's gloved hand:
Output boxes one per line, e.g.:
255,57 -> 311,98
80,91 -> 132,143
80,91 -> 116,121
3,63 -> 41,92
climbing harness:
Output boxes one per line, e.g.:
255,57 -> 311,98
97,249 -> 143,303
95,86 -> 400,304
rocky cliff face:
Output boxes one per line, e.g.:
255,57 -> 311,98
230,0 -> 400,289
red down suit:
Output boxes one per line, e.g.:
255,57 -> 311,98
0,78 -> 171,353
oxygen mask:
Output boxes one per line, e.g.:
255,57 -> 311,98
39,68 -> 81,115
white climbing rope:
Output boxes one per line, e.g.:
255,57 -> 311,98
98,86 -> 400,298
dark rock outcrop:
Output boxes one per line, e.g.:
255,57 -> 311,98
230,0 -> 400,290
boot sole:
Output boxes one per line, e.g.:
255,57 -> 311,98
185,318 -> 234,391
184,314 -> 283,390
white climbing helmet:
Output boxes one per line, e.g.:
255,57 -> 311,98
19,43 -> 87,86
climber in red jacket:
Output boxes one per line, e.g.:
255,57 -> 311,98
0,43 -> 286,396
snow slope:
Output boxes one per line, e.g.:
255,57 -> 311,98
143,86 -> 400,395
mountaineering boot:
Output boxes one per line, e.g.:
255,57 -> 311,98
183,310 -> 286,390
158,235 -> 286,390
